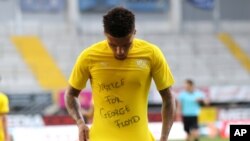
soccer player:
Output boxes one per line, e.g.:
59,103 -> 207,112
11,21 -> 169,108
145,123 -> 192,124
177,79 -> 209,141
0,91 -> 9,141
65,7 -> 175,141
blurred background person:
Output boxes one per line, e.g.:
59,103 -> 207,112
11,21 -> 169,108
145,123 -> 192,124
0,78 -> 10,141
177,79 -> 209,141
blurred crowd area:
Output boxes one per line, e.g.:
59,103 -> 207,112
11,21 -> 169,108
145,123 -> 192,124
0,0 -> 250,140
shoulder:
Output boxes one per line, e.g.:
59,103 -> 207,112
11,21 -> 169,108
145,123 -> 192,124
134,38 -> 161,52
0,92 -> 8,101
134,39 -> 164,61
89,40 -> 107,50
78,40 -> 106,59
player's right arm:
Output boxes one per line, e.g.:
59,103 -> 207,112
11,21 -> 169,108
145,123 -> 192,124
65,86 -> 89,141
65,49 -> 91,141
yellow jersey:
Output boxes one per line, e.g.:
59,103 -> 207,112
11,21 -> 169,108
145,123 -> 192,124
69,38 -> 174,141
0,92 -> 9,141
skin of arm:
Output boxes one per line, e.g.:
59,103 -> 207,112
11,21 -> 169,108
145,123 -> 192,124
1,114 -> 8,141
159,88 -> 176,141
65,86 -> 89,141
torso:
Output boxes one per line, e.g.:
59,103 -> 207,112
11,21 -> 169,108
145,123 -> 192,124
87,39 -> 156,141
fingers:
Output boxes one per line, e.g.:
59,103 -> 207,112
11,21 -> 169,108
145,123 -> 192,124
83,130 -> 87,141
79,130 -> 85,141
79,126 -> 89,141
85,128 -> 89,139
83,130 -> 88,141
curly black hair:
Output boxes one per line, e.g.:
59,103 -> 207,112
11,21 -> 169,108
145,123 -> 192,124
103,7 -> 135,38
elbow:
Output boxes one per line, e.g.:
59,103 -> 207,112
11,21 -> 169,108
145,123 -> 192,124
64,89 -> 70,97
162,99 -> 176,119
64,86 -> 78,101
162,96 -> 176,111
64,89 -> 74,108
159,88 -> 177,115
64,89 -> 70,103
2,115 -> 7,122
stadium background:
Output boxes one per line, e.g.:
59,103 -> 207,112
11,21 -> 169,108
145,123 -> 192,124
0,0 -> 250,140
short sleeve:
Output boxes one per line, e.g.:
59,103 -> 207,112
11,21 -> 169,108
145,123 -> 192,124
197,91 -> 205,99
69,50 -> 90,90
151,46 -> 174,90
0,93 -> 9,114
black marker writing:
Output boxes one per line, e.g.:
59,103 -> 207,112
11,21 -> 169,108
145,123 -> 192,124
114,116 -> 140,128
100,105 -> 130,119
99,79 -> 125,92
105,95 -> 123,104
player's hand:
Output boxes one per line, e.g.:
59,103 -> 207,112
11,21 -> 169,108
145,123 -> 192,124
5,134 -> 10,141
77,120 -> 89,141
160,136 -> 168,141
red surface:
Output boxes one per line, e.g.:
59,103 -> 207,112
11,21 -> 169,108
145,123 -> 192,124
43,115 -> 75,125
43,112 -> 166,125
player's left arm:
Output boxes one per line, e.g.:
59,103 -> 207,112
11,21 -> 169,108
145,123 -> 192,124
151,46 -> 175,141
159,88 -> 176,141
